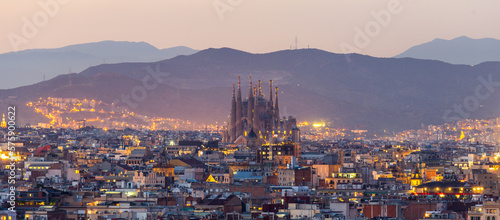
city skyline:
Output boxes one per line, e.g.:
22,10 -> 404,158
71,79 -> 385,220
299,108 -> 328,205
3,1 -> 500,219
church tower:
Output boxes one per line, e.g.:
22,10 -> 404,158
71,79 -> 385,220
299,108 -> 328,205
268,80 -> 274,111
410,166 -> 422,187
225,77 -> 299,143
274,87 -> 280,132
253,85 -> 261,137
230,84 -> 236,142
267,80 -> 274,138
236,76 -> 243,139
258,80 -> 262,97
410,156 -> 423,187
247,76 -> 254,133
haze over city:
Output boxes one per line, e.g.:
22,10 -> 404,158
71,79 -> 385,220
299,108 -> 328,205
1,0 -> 500,56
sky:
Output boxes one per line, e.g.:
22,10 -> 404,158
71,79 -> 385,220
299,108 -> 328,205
1,0 -> 500,57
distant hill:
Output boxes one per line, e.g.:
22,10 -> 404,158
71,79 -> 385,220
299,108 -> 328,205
0,41 -> 198,89
2,47 -> 500,134
394,36 -> 500,65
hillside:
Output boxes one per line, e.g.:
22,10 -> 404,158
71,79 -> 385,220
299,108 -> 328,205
2,48 -> 500,133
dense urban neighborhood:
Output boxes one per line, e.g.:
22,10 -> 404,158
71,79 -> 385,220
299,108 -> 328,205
3,102 -> 500,219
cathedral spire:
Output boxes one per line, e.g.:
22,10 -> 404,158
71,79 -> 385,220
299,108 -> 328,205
275,87 -> 280,123
258,80 -> 262,97
269,80 -> 274,110
236,76 -> 243,138
230,84 -> 236,142
249,76 -> 253,94
247,76 -> 254,130
268,80 -> 274,135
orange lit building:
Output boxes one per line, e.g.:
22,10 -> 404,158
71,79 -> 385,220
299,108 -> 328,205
257,142 -> 301,164
413,181 -> 483,200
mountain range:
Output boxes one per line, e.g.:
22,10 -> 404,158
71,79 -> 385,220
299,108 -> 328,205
0,41 -> 198,89
2,47 -> 500,134
395,36 -> 500,65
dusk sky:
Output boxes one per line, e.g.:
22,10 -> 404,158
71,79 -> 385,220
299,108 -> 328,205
1,0 -> 500,57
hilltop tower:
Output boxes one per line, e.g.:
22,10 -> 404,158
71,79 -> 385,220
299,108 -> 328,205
266,80 -> 274,139
258,80 -> 262,97
247,76 -> 254,133
0,114 -> 6,128
253,86 -> 261,136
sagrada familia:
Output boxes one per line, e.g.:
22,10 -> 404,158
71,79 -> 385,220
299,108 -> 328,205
222,76 -> 300,144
